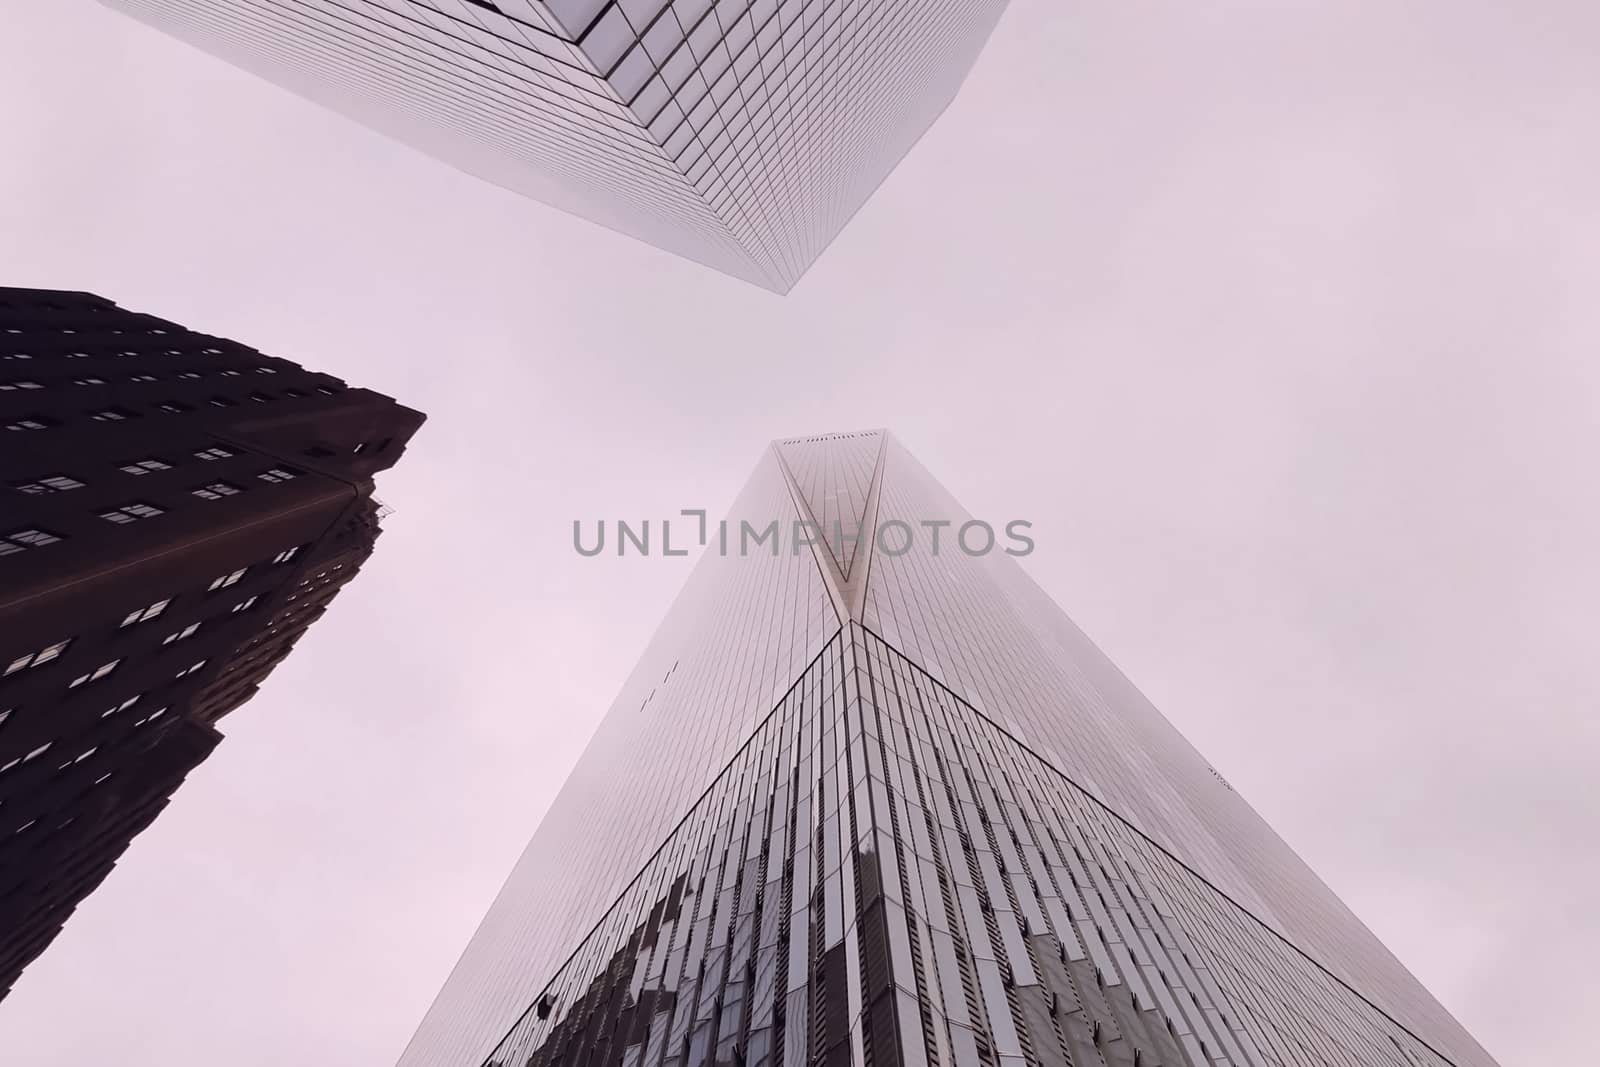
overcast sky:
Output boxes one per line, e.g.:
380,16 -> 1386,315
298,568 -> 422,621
3,2 -> 1597,1065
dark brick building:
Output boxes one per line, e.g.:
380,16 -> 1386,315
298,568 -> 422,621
0,286 -> 424,998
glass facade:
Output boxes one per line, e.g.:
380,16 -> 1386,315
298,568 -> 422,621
96,0 -> 1014,292
401,431 -> 1499,1067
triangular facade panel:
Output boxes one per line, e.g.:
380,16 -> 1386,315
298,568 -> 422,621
402,432 -> 1500,1067
97,0 -> 1015,292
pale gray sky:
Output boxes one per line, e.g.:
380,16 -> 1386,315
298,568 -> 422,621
2,2 -> 1597,1065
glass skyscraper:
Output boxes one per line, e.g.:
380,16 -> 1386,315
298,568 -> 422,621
96,0 -> 1013,292
401,431 -> 1499,1067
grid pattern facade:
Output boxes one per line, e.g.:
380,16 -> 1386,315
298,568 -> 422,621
96,0 -> 1013,292
0,286 -> 423,998
480,626 -> 1463,1067
402,431 -> 1497,1067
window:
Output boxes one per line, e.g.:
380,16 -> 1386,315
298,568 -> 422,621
5,416 -> 53,431
191,481 -> 242,500
174,660 -> 207,679
231,595 -> 259,613
257,467 -> 300,484
5,742 -> 52,773
58,746 -> 98,770
102,695 -> 141,717
100,502 -> 164,524
254,366 -> 279,375
161,622 -> 201,645
208,568 -> 246,591
194,446 -> 234,461
316,386 -> 338,395
0,380 -> 43,390
120,458 -> 172,475
4,639 -> 71,676
129,373 -> 159,382
133,703 -> 168,729
283,388 -> 307,398
249,392 -> 272,404
120,598 -> 171,627
271,546 -> 300,564
220,369 -> 242,377
89,407 -> 136,421
157,401 -> 193,414
1,528 -> 64,556
68,659 -> 120,688
73,377 -> 107,386
176,371 -> 202,380
11,474 -> 85,494
208,396 -> 238,408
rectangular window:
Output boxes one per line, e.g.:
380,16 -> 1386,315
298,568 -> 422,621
161,622 -> 201,645
1,528 -> 64,555
5,416 -> 54,431
120,598 -> 171,627
89,407 -> 136,421
68,659 -> 120,688
194,447 -> 235,461
192,482 -> 242,500
257,468 -> 300,484
157,401 -> 193,414
4,639 -> 71,676
272,546 -> 301,564
174,660 -> 208,679
120,458 -> 172,475
102,695 -> 141,718
73,377 -> 107,386
231,595 -> 259,613
208,568 -> 246,591
59,746 -> 98,769
0,380 -> 43,391
100,503 -> 164,524
11,474 -> 85,494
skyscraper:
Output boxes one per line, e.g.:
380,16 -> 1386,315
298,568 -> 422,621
0,286 -> 424,998
402,430 -> 1498,1067
95,0 -> 1012,293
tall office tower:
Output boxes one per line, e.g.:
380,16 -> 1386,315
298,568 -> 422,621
95,0 -> 1011,293
403,430 -> 1498,1067
0,286 -> 423,999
